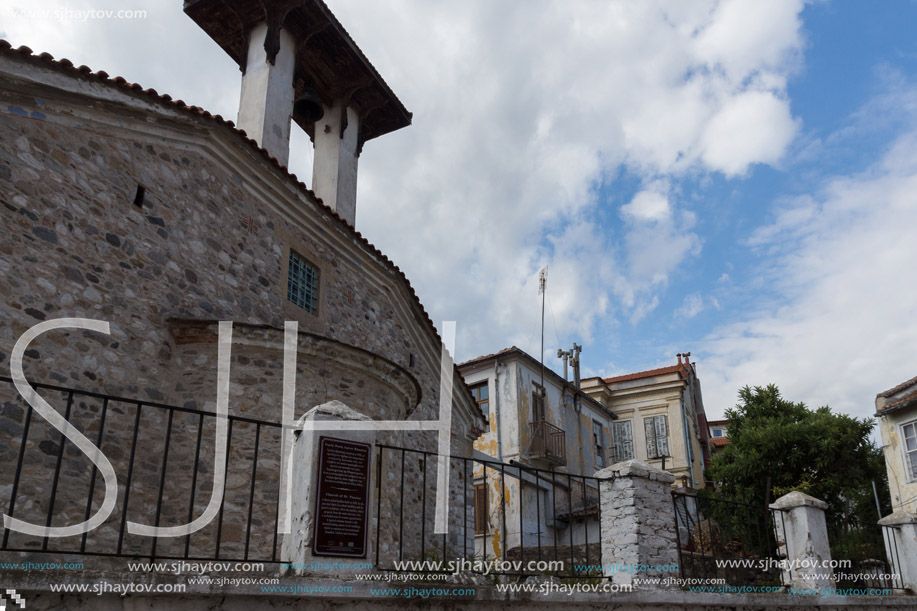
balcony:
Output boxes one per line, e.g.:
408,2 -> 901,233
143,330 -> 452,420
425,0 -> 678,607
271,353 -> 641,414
527,420 -> 566,465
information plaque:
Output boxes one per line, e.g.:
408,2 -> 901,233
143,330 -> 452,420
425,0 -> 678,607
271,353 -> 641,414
312,436 -> 371,558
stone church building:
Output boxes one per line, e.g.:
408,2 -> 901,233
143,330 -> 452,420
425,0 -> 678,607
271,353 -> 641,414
0,0 -> 485,574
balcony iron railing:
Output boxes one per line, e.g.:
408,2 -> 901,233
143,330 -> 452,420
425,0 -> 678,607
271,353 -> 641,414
527,420 -> 566,465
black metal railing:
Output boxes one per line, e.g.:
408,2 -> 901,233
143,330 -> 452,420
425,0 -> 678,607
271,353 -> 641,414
527,420 -> 566,465
0,376 -> 282,562
879,524 -> 908,593
826,516 -> 905,591
673,490 -> 783,587
374,444 -> 606,578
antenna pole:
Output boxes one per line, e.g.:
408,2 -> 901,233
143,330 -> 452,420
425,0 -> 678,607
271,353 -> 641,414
538,267 -> 547,390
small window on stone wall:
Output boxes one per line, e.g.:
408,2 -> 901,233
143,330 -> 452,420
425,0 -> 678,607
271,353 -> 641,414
287,250 -> 320,315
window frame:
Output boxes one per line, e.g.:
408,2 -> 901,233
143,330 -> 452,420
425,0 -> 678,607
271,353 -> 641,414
593,419 -> 606,469
644,414 -> 670,460
611,420 -> 634,463
531,383 -> 545,422
470,381 -> 490,421
286,249 -> 321,315
901,419 -> 917,483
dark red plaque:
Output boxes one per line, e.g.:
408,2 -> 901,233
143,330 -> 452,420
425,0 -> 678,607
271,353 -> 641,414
312,436 -> 371,558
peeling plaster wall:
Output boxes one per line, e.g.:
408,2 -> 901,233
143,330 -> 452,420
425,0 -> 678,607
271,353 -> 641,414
878,408 -> 917,513
462,354 -> 613,559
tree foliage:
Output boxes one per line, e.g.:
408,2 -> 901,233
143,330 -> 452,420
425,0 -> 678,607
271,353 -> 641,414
706,384 -> 889,524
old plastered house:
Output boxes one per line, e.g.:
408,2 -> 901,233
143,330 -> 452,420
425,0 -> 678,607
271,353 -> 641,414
581,353 -> 711,490
457,346 -> 617,561
876,376 -> 917,514
875,376 -> 917,593
706,419 -> 730,457
0,0 -> 485,588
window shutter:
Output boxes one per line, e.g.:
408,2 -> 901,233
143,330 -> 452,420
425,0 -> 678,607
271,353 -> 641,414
612,423 -> 621,463
655,415 -> 669,456
593,421 -> 605,468
645,417 -> 657,458
613,421 -> 634,463
532,389 -> 545,422
474,484 -> 487,534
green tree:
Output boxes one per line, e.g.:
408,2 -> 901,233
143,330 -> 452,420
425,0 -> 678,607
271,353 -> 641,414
706,384 -> 889,524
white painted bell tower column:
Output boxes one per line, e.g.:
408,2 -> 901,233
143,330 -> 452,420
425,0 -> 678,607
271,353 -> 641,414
312,100 -> 360,227
237,22 -> 296,167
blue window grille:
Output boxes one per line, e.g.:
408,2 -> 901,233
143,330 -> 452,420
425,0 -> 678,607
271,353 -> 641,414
287,251 -> 319,314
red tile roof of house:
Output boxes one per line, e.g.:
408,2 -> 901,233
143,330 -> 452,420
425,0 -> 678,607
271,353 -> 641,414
877,388 -> 917,416
878,375 -> 917,398
603,363 -> 691,384
876,375 -> 917,416
710,437 -> 730,448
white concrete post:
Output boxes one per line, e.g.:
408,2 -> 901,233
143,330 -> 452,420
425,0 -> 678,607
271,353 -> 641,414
878,510 -> 917,592
769,491 -> 835,589
237,22 -> 296,167
280,400 -> 376,576
312,100 -> 360,226
596,459 -> 678,588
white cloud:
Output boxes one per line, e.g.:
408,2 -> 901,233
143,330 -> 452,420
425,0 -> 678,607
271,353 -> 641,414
1,0 -> 807,363
621,187 -> 671,222
677,293 -> 705,319
700,126 -> 917,421
330,0 -> 803,358
619,185 -> 702,295
693,0 -> 804,83
700,91 -> 799,176
630,296 -> 660,325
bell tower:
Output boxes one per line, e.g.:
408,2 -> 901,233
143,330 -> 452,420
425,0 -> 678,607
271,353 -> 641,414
184,0 -> 412,226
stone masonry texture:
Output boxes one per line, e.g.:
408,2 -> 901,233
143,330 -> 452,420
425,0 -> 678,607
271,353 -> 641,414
0,51 -> 484,567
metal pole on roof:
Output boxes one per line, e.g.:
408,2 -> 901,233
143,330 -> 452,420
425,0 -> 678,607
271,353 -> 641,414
538,266 -> 548,390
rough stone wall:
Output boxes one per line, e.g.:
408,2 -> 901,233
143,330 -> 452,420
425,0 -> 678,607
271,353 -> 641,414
0,105 -> 431,413
598,460 -> 678,587
374,446 -> 473,567
0,56 -> 482,566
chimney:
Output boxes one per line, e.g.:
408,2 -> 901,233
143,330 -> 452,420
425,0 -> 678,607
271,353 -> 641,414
184,0 -> 412,227
676,353 -> 682,365
557,348 -> 570,382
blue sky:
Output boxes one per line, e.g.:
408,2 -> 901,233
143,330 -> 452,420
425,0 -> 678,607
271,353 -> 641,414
611,1 -> 917,370
3,1 -> 916,422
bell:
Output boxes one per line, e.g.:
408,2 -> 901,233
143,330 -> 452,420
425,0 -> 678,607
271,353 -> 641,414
293,88 -> 324,123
